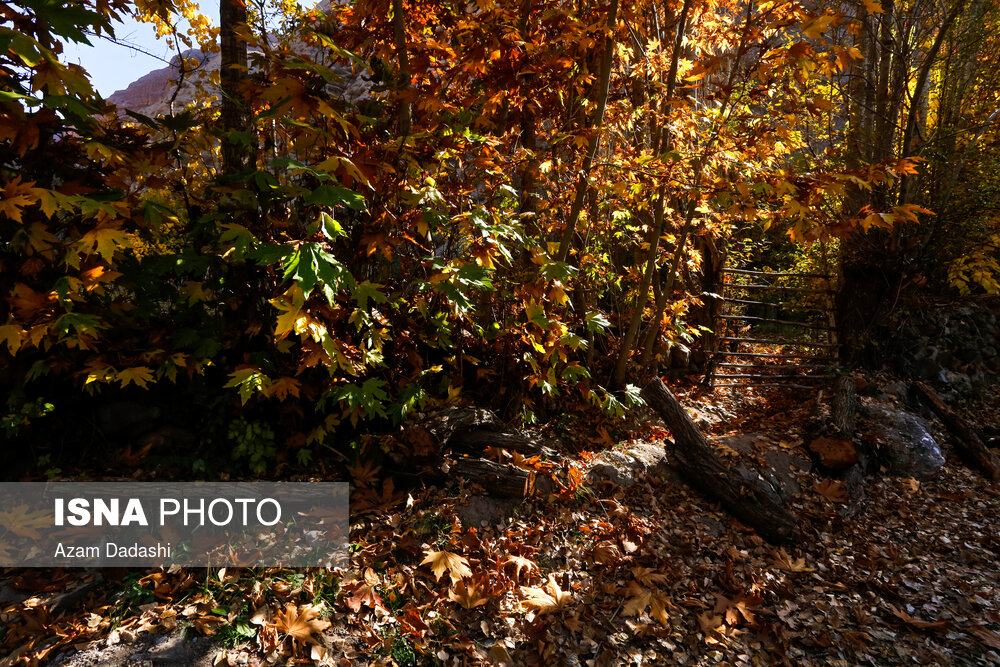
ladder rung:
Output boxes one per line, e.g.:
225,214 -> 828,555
715,351 -> 834,359
723,284 -> 834,293
722,297 -> 831,310
713,374 -> 833,380
721,268 -> 834,279
715,363 -> 830,370
720,337 -> 838,347
719,315 -> 835,329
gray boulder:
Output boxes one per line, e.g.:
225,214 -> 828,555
862,404 -> 945,478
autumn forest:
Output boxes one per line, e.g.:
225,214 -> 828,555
2,0 -> 1000,663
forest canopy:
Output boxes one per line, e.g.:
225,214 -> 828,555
2,0 -> 999,471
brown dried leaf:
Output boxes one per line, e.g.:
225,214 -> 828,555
448,579 -> 491,610
813,478 -> 848,503
521,575 -> 574,614
591,540 -> 621,565
421,549 -> 472,584
504,555 -> 538,582
889,605 -> 949,632
274,603 -> 330,646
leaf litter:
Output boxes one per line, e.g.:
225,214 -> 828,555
2,378 -> 1000,665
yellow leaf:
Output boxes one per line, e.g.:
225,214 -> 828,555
266,376 -> 302,401
0,324 -> 24,354
0,176 -> 38,223
421,549 -> 472,584
181,281 -> 211,304
801,14 -> 836,40
79,227 -> 131,262
117,366 -> 153,389
270,286 -> 305,337
862,0 -> 884,13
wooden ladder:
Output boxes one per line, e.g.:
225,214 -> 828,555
705,267 -> 839,389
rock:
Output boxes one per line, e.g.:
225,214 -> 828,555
941,371 -> 972,394
809,436 -> 858,471
586,442 -> 669,487
862,404 -> 945,478
762,449 -> 811,495
456,496 -> 518,530
50,629 -> 218,667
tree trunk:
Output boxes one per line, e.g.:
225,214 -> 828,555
831,376 -> 858,436
641,378 -> 797,543
220,0 -> 252,176
913,381 -> 1000,480
391,0 -> 411,136
555,0 -> 620,263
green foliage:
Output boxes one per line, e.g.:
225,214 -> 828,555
216,617 -> 257,648
228,418 -> 277,473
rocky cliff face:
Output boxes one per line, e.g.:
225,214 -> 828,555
107,49 -> 216,116
105,20 -> 368,119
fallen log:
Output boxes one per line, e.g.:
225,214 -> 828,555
913,381 -> 1000,481
450,430 -> 556,457
406,407 -> 548,456
641,378 -> 797,543
450,458 -> 553,498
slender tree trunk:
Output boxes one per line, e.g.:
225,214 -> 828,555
554,0 -> 619,263
608,0 -> 692,386
392,0 -> 411,137
898,0 -> 966,205
220,0 -> 252,175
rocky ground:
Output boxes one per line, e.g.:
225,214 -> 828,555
2,375 -> 1000,666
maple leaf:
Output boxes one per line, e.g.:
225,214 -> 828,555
266,376 -> 302,401
698,612 -> 725,636
348,458 -> 381,486
345,583 -> 382,613
448,578 -> 490,609
422,549 -> 472,584
630,567 -> 670,588
0,176 -> 37,223
591,540 -> 621,565
773,548 -> 815,572
274,603 -> 330,646
622,581 -> 670,628
0,504 -> 49,540
504,555 -> 539,581
813,478 -> 848,503
0,324 -> 24,354
801,13 -> 837,40
117,366 -> 154,389
78,226 -> 131,262
520,575 -> 574,614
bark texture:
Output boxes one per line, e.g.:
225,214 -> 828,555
641,378 -> 797,543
